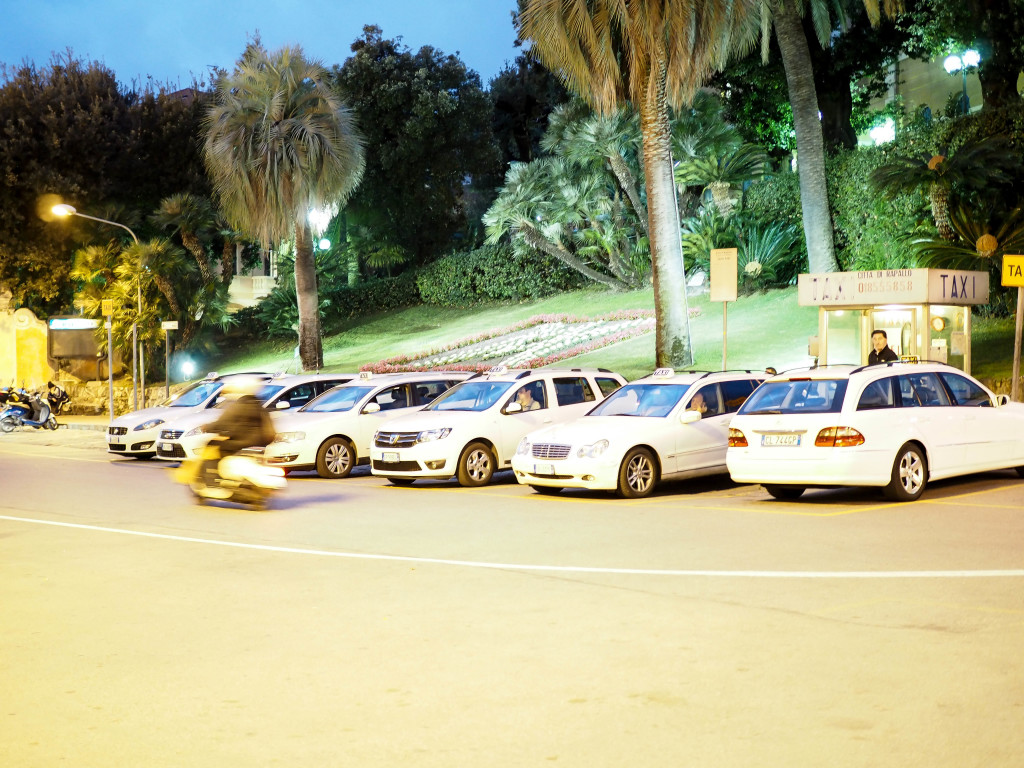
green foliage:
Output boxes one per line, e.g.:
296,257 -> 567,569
416,244 -> 585,307
742,171 -> 804,230
735,217 -> 804,290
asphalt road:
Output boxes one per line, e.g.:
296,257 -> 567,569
2,428 -> 1023,767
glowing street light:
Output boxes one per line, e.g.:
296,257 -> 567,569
943,49 -> 981,116
52,203 -> 146,411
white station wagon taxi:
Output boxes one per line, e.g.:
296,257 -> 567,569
370,367 -> 627,487
512,368 -> 767,498
726,362 -> 1024,501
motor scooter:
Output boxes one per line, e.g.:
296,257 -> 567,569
175,440 -> 286,509
47,382 -> 72,416
0,390 -> 57,432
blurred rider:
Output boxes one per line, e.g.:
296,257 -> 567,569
200,376 -> 275,485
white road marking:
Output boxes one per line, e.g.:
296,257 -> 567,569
2,514 -> 1022,579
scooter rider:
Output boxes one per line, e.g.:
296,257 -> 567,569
47,381 -> 70,415
201,376 -> 276,483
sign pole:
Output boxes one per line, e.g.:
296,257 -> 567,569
161,321 -> 179,401
1001,255 -> 1024,402
723,301 -> 728,369
709,248 -> 738,371
102,299 -> 114,421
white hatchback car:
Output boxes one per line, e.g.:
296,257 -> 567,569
154,373 -> 356,462
512,368 -> 767,498
106,372 -> 271,459
370,367 -> 627,487
726,362 -> 1024,501
263,371 -> 472,478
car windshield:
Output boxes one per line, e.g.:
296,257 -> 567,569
587,383 -> 688,417
739,378 -> 848,415
301,385 -> 374,413
255,384 -> 284,402
425,380 -> 516,412
161,380 -> 222,408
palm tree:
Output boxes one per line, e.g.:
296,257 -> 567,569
202,41 -> 365,370
151,194 -> 217,284
675,143 -> 768,217
870,137 -> 1023,241
518,0 -> 761,367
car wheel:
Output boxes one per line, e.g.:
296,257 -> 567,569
316,437 -> 355,479
0,416 -> 16,433
457,442 -> 495,487
617,447 -> 657,499
530,485 -> 562,496
1015,466 -> 1024,478
386,477 -> 415,486
884,442 -> 928,502
764,485 -> 805,500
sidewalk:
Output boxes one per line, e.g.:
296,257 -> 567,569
59,414 -> 111,432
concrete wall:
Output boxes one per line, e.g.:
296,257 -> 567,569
0,308 -> 55,390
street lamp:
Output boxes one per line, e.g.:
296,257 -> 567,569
52,203 -> 145,411
944,49 -> 981,116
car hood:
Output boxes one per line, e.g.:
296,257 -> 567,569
160,409 -> 218,432
524,416 -> 633,445
271,409 -> 352,432
378,409 -> 489,432
111,405 -> 188,428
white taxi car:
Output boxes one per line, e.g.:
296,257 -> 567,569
370,367 -> 627,487
154,373 -> 356,461
726,362 -> 1024,501
262,371 -> 471,478
512,368 -> 767,498
106,372 -> 271,459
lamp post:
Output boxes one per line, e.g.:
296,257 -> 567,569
52,203 -> 144,411
943,49 -> 981,116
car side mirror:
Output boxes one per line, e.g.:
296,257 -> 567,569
275,400 -> 290,410
505,402 -> 523,414
679,409 -> 701,424
995,394 -> 1011,407
363,402 -> 381,414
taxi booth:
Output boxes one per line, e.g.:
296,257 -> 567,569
797,268 -> 990,374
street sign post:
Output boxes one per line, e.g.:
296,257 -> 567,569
102,300 -> 114,420
710,248 -> 738,368
1001,254 -> 1024,401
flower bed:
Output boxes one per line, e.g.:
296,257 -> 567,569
360,309 -> 700,373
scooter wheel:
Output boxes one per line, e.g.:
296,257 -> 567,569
47,417 -> 58,430
0,416 -> 16,433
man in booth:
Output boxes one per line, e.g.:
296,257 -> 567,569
868,330 -> 899,365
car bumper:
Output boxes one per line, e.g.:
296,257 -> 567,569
510,455 -> 617,490
369,446 -> 454,478
107,429 -> 159,455
726,447 -> 893,487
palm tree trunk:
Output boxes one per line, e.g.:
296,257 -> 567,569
520,226 -> 630,291
774,0 -> 839,274
607,154 -> 649,235
929,184 -> 955,241
220,241 -> 236,287
181,231 -> 216,283
639,69 -> 692,368
294,220 -> 324,370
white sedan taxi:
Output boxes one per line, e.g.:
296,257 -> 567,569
262,371 -> 471,478
512,368 -> 767,497
370,367 -> 627,487
106,372 -> 270,459
726,362 -> 1024,501
154,373 -> 356,461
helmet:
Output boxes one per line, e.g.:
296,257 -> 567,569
219,375 -> 264,397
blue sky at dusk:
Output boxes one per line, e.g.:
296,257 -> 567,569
0,0 -> 522,89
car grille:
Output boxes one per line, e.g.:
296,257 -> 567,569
531,443 -> 571,460
108,426 -> 127,436
158,443 -> 186,458
374,431 -> 419,448
108,444 -> 126,452
372,459 -> 421,472
160,429 -> 184,440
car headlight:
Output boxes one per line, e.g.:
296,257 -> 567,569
416,427 -> 451,443
135,418 -> 165,431
183,425 -> 208,438
516,438 -> 531,456
577,439 -> 609,458
272,431 -> 306,444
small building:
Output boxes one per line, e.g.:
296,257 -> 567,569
797,268 -> 990,373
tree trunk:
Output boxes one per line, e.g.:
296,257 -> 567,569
639,66 -> 693,369
181,231 -> 215,283
929,184 -> 955,242
294,220 -> 324,370
520,226 -> 629,291
219,241 -> 236,287
971,0 -> 1024,110
774,0 -> 839,274
607,153 -> 649,235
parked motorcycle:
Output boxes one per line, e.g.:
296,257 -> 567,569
47,382 -> 71,416
174,441 -> 286,509
0,390 -> 58,432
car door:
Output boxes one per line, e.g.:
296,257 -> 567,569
895,372 -> 962,475
675,383 -> 728,472
355,384 -> 418,454
938,372 -> 1008,470
497,381 -> 554,463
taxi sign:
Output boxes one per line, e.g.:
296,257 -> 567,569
101,299 -> 114,316
652,367 -> 675,377
1002,254 -> 1024,287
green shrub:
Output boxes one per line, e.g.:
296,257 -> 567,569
417,243 -> 586,307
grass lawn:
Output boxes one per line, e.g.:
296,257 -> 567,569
213,286 -> 1017,385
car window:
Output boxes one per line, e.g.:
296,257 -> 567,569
412,381 -> 450,406
897,372 -> 950,407
278,383 -> 317,408
170,381 -> 222,407
939,372 -> 992,407
553,376 -> 593,406
425,381 -> 516,412
686,384 -> 722,416
256,384 -> 285,402
596,377 -> 622,397
506,381 -> 547,413
720,379 -> 760,414
590,383 -> 687,418
373,385 -> 410,411
857,377 -> 895,410
301,385 -> 374,413
739,379 -> 848,414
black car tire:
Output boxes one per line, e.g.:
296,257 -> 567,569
316,437 -> 355,479
764,485 -> 805,500
884,442 -> 928,502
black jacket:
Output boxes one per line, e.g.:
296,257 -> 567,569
209,395 -> 276,456
868,346 -> 899,365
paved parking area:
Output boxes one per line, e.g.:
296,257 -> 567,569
2,429 -> 1023,767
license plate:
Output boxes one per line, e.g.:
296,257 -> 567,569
108,436 -> 122,445
381,451 -> 400,462
762,434 -> 800,447
534,463 -> 556,476
159,443 -> 173,452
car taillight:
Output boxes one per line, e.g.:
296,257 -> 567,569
728,428 -> 748,447
815,427 -> 864,447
